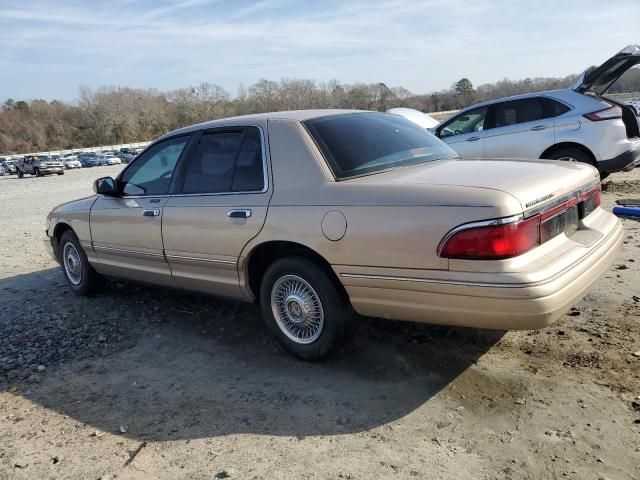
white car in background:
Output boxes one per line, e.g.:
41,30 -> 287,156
387,108 -> 440,129
61,154 -> 82,169
431,45 -> 640,179
104,154 -> 122,165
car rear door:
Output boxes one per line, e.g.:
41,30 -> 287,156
162,123 -> 271,298
483,97 -> 555,159
89,135 -> 191,286
437,106 -> 488,158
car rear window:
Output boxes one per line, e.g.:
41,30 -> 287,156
304,113 -> 458,179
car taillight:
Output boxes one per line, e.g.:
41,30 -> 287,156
583,106 -> 622,121
439,216 -> 540,260
579,185 -> 601,218
439,185 -> 602,260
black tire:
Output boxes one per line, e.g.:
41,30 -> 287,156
57,171 -> 64,175
545,148 -> 607,179
260,256 -> 356,360
17,169 -> 23,178
59,230 -> 104,295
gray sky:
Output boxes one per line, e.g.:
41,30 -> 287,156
1,0 -> 639,101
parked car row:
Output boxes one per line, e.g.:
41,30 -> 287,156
0,147 -> 145,177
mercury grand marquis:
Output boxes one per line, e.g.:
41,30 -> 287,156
45,110 -> 623,359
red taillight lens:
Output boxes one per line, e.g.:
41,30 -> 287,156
439,216 -> 540,260
583,106 -> 622,121
440,183 -> 601,260
579,185 -> 601,218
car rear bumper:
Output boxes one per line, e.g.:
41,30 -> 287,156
335,217 -> 623,330
598,140 -> 640,173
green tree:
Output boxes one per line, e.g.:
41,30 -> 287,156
454,78 -> 474,107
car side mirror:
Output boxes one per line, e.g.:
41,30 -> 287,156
94,176 -> 117,195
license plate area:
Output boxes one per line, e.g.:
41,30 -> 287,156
540,205 -> 579,243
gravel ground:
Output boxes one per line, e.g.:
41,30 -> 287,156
0,166 -> 639,479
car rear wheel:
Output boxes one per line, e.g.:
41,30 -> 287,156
59,231 -> 104,295
259,256 -> 356,360
57,171 -> 64,175
16,169 -> 23,178
546,148 -> 608,179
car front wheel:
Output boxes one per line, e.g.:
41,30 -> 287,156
59,231 -> 104,295
260,256 -> 356,360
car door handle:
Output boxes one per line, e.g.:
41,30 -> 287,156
227,209 -> 252,219
142,209 -> 160,217
530,125 -> 548,131
466,136 -> 481,142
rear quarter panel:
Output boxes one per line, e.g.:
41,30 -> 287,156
241,118 -> 524,273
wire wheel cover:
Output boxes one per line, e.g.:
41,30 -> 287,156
63,242 -> 83,285
271,275 -> 325,344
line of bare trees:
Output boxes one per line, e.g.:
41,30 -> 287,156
0,72 -> 605,154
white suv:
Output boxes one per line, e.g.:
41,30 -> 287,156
433,45 -> 640,179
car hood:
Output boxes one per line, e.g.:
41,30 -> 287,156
573,44 -> 640,95
347,158 -> 599,212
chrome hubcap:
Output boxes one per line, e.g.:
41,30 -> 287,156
271,275 -> 324,344
63,242 -> 82,286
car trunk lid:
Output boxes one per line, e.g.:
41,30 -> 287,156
349,158 -> 599,213
573,44 -> 640,95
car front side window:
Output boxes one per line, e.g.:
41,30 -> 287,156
440,107 -> 488,138
120,136 -> 188,196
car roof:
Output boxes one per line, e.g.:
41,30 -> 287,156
455,89 -> 578,113
160,109 -> 370,140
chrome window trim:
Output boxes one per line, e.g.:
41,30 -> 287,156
119,125 -> 270,199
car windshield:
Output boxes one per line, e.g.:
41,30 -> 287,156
304,112 -> 458,179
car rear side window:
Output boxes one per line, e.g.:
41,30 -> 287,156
540,97 -> 571,117
304,112 -> 458,180
120,136 -> 188,196
490,97 -> 568,128
181,127 -> 264,194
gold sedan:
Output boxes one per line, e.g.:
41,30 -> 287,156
45,110 -> 623,359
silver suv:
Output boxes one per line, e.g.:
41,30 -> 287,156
16,155 -> 65,177
434,45 -> 640,178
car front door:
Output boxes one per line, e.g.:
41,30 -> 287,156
483,98 -> 556,159
437,106 -> 488,159
162,124 -> 270,298
89,135 -> 191,286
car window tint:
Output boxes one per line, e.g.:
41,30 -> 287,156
121,136 -> 188,196
540,97 -> 571,117
305,113 -> 458,180
181,127 -> 265,194
231,127 -> 264,192
493,98 -> 562,127
440,107 -> 488,138
182,131 -> 244,194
